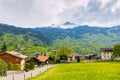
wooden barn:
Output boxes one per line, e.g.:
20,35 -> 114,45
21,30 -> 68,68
0,51 -> 28,70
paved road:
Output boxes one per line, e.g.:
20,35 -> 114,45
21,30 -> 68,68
0,64 -> 57,80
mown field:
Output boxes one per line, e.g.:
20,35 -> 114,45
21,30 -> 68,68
27,61 -> 120,80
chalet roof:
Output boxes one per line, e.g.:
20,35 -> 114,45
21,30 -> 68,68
84,54 -> 96,57
37,56 -> 49,62
100,48 -> 113,52
73,53 -> 80,57
3,51 -> 28,59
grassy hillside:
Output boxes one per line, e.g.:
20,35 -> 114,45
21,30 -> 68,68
52,32 -> 120,54
27,62 -> 120,80
1,23 -> 120,55
0,24 -> 51,57
35,25 -> 120,54
0,23 -> 50,46
0,33 -> 44,50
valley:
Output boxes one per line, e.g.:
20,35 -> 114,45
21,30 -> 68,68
0,23 -> 120,56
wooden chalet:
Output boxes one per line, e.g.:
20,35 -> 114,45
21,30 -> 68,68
0,51 -> 28,70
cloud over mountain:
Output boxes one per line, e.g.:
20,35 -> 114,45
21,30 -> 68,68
59,0 -> 120,27
0,0 -> 120,28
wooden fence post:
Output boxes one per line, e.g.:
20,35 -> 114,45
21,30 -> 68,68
13,75 -> 14,80
24,74 -> 25,80
31,73 -> 32,77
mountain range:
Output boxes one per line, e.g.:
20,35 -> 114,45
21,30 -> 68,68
0,23 -> 49,51
0,22 -> 120,54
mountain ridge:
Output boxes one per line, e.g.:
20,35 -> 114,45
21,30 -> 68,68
0,23 -> 120,54
0,23 -> 50,51
34,24 -> 120,54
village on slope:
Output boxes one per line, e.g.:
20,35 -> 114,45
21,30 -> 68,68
0,43 -> 120,77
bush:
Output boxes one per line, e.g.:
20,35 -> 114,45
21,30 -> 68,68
25,63 -> 30,72
24,68 -> 30,72
8,62 -> 13,70
29,62 -> 34,70
8,63 -> 21,70
13,64 -> 21,70
24,62 -> 35,72
0,59 -> 7,76
49,61 -> 54,64
54,58 -> 60,63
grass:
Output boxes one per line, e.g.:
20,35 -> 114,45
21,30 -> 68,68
27,61 -> 120,80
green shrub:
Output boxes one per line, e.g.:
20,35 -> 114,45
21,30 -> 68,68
29,62 -> 34,70
8,62 -> 13,70
0,59 -> 7,76
25,63 -> 30,72
8,63 -> 21,70
40,63 -> 45,65
25,63 -> 29,68
49,61 -> 54,64
54,58 -> 60,63
24,62 -> 35,72
24,68 -> 30,72
13,64 -> 21,70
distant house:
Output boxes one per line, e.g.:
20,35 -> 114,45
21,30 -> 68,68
100,48 -> 113,60
84,54 -> 94,60
84,54 -> 100,60
72,53 -> 80,61
68,53 -> 80,62
0,51 -> 28,70
27,58 -> 40,66
37,56 -> 49,64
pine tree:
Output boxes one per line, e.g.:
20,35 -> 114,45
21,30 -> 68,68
1,43 -> 7,53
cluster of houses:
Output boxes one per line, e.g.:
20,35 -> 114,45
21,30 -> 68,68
84,48 -> 114,61
0,51 -> 50,70
0,48 -> 118,70
0,51 -> 82,70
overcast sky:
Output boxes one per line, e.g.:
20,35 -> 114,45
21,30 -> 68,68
0,0 -> 120,28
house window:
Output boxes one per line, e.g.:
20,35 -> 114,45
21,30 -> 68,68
5,59 -> 9,63
104,55 -> 106,58
15,58 -> 18,62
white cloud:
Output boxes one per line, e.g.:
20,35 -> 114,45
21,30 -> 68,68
59,0 -> 120,27
0,0 -> 120,28
0,0 -> 66,28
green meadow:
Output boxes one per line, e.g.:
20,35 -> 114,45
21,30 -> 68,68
27,62 -> 120,80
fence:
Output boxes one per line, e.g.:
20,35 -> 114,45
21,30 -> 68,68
0,70 -> 7,76
0,65 -> 54,80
